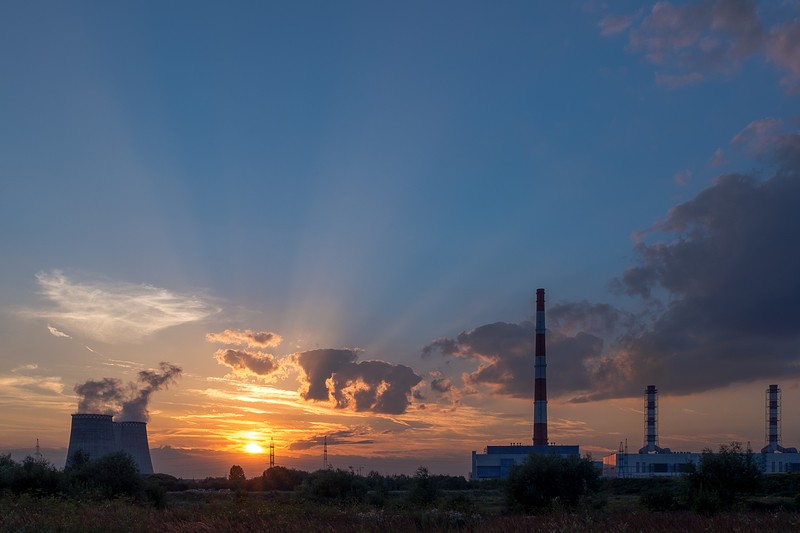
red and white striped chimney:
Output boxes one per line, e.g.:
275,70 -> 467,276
533,288 -> 548,446
760,384 -> 796,453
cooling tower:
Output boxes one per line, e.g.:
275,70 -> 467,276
67,414 -> 115,464
66,414 -> 154,474
114,421 -> 154,474
533,288 -> 548,446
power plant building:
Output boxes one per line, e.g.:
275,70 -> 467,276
602,384 -> 800,478
470,289 -> 581,480
66,414 -> 154,474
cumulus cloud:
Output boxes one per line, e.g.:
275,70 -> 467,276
214,348 -> 278,376
425,124 -> 800,402
206,329 -> 282,348
423,302 -> 630,400
74,362 -> 182,421
32,271 -> 216,343
606,0 -> 800,91
294,349 -> 422,414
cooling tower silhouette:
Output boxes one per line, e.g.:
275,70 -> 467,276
66,414 -> 154,474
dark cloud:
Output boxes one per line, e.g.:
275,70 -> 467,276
605,132 -> 800,399
287,428 -> 375,451
607,0 -> 800,91
430,377 -> 453,393
75,362 -> 182,421
294,349 -> 422,414
424,127 -> 800,402
421,338 -> 459,358
214,348 -> 277,376
422,311 -> 620,400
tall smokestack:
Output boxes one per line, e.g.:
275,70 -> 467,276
638,385 -> 670,454
761,384 -> 797,453
533,288 -> 548,446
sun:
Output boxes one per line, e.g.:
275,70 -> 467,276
244,442 -> 264,454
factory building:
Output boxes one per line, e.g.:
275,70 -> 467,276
66,414 -> 154,474
602,384 -> 800,478
470,289 -> 581,480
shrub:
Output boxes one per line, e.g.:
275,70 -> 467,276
687,442 -> 761,511
505,453 -> 598,513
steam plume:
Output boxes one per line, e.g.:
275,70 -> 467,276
74,362 -> 182,422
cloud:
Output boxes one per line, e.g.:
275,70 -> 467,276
607,131 -> 800,399
206,329 -> 282,348
599,14 -> 635,36
293,349 -> 422,414
766,18 -> 800,92
32,271 -> 216,343
47,325 -> 71,338
214,348 -> 278,376
708,147 -> 726,166
674,169 -> 692,186
425,129 -> 800,401
423,302 -> 629,400
74,362 -> 182,421
731,117 -> 783,155
287,427 -> 375,451
606,0 -> 800,91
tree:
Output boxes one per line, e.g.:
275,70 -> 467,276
687,442 -> 761,513
505,453 -> 599,513
229,465 -> 245,481
407,466 -> 439,507
262,466 -> 307,491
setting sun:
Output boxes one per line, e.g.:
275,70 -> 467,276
245,442 -> 264,454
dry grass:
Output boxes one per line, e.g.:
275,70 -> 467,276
2,493 -> 800,533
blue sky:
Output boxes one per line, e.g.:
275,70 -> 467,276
2,1 -> 800,477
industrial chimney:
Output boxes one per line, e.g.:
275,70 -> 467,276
638,385 -> 670,454
761,384 -> 797,454
533,288 -> 548,446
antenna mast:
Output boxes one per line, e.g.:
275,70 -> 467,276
269,437 -> 275,469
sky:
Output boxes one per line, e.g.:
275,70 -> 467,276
2,0 -> 800,478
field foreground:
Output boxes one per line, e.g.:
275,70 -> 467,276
2,493 -> 800,533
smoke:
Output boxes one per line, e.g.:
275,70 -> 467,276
74,362 -> 182,422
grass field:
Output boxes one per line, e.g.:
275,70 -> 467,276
3,490 -> 800,533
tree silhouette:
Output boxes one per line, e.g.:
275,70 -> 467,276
229,465 -> 245,481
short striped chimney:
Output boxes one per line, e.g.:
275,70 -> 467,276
533,288 -> 548,446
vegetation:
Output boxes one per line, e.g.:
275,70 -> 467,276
687,442 -> 763,513
505,453 -> 599,512
2,447 -> 800,532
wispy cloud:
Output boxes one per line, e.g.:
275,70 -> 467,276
206,329 -> 282,348
30,270 -> 216,343
598,14 -> 634,36
47,325 -> 71,338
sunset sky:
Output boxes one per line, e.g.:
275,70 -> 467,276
2,1 -> 800,478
